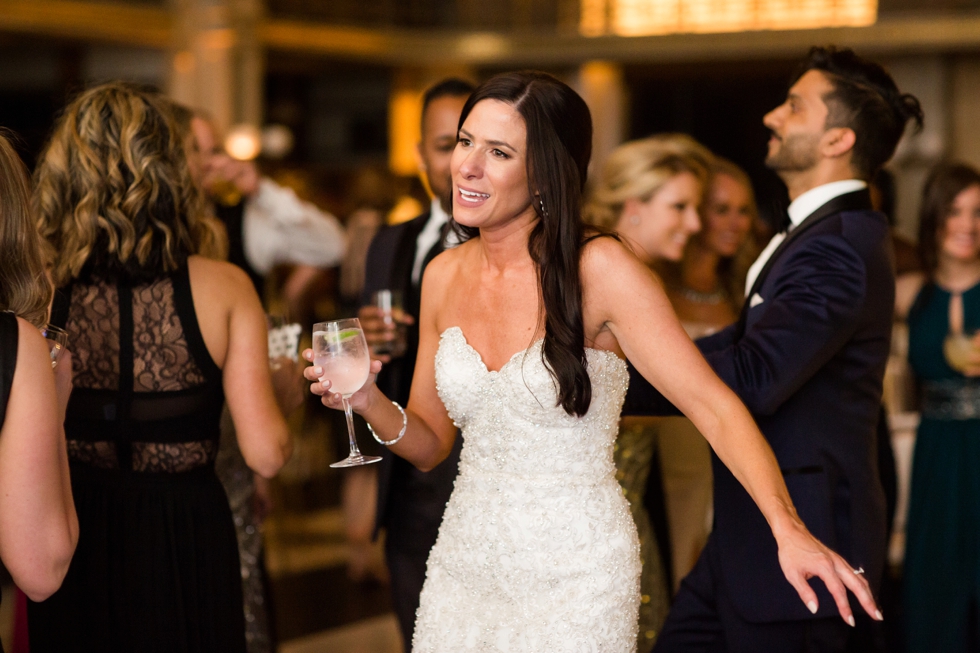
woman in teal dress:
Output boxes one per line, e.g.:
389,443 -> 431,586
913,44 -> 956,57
896,162 -> 980,653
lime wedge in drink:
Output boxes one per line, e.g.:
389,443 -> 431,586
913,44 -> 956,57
313,329 -> 361,341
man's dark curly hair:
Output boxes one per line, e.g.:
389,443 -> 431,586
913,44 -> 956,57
793,46 -> 924,179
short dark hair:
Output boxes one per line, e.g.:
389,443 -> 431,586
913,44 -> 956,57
918,162 -> 980,277
421,78 -> 475,126
793,46 -> 924,179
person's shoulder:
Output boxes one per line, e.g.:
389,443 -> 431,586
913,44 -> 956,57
580,234 -> 637,274
425,238 -> 469,280
187,256 -> 254,294
371,212 -> 430,249
11,316 -> 48,371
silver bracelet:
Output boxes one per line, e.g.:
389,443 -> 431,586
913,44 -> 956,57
368,400 -> 407,446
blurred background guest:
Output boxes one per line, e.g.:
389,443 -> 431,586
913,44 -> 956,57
27,82 -> 292,653
894,161 -> 980,653
658,156 -> 759,592
582,132 -> 711,649
358,77 -> 473,652
0,131 -> 79,636
339,166 -> 397,312
184,109 -> 347,317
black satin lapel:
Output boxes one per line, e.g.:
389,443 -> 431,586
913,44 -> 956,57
419,236 -> 446,280
744,189 -> 872,301
392,211 -> 430,291
736,188 -> 872,338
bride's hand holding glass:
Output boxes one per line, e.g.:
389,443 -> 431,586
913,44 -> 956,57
302,318 -> 384,467
302,348 -> 383,413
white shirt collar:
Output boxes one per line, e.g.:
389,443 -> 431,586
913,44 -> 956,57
786,179 -> 868,229
429,197 -> 449,228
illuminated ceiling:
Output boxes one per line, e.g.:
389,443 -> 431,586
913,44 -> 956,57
581,0 -> 878,37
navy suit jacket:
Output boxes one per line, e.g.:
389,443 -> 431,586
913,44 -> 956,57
624,189 -> 892,623
362,211 -> 462,554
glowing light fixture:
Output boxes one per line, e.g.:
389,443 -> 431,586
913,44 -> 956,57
389,89 -> 422,177
225,124 -> 261,161
581,0 -> 877,37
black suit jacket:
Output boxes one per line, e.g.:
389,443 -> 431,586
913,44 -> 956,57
362,211 -> 462,554
624,189 -> 892,623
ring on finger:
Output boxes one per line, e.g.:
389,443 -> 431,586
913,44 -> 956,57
852,567 -> 865,576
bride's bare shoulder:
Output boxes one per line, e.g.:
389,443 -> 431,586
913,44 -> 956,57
580,234 -> 645,280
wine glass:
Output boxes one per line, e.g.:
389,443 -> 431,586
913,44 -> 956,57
41,325 -> 68,368
313,318 -> 381,468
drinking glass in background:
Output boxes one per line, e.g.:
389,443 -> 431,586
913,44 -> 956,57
370,290 -> 407,358
944,329 -> 980,373
312,318 -> 381,468
41,325 -> 68,368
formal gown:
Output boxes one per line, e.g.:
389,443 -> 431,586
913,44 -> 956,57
412,327 -> 641,653
904,282 -> 980,653
28,268 -> 246,653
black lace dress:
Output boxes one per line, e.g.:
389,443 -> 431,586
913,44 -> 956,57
28,268 -> 246,653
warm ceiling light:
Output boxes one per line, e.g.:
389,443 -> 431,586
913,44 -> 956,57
582,0 -> 877,36
225,124 -> 262,161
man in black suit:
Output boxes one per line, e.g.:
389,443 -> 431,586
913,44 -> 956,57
358,78 -> 474,651
626,48 -> 923,652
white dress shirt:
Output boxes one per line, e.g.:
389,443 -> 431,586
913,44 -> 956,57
744,179 -> 868,296
242,178 -> 347,275
412,199 -> 459,286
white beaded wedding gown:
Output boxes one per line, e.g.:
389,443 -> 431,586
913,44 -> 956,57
412,327 -> 641,653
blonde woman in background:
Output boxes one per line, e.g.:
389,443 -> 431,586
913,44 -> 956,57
0,132 -> 79,631
27,83 -> 292,653
659,157 -> 759,591
582,133 -> 710,650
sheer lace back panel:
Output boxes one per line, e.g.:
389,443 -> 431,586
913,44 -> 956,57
58,267 -> 224,473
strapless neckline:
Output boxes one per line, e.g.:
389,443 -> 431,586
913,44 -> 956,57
439,325 -> 621,375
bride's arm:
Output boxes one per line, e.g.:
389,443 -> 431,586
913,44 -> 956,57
304,254 -> 457,472
581,237 -> 880,625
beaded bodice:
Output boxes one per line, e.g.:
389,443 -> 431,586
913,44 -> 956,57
435,326 -> 629,481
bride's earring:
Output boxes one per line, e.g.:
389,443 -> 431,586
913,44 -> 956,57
538,196 -> 549,218
630,214 -> 641,226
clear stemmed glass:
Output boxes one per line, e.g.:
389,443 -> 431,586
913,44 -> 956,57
313,318 -> 381,468
41,325 -> 68,368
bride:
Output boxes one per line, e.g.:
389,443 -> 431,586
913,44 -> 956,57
304,71 -> 878,652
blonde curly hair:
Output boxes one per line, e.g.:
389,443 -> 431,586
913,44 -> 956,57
34,82 -> 225,287
0,133 -> 51,328
583,133 -> 713,230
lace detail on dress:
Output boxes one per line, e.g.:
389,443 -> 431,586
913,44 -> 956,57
67,441 -> 119,469
132,279 -> 206,392
132,441 -> 218,472
68,284 -> 120,390
68,440 -> 218,472
412,327 -> 640,653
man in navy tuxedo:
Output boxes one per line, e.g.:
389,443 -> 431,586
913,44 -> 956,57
358,78 -> 473,651
628,48 -> 924,652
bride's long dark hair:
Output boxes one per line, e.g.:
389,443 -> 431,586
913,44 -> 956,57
451,71 -> 595,417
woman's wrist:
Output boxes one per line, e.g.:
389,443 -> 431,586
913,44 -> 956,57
767,497 -> 804,542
